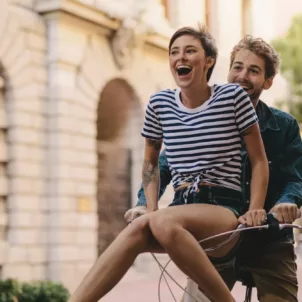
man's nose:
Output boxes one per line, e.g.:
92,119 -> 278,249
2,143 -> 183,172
238,70 -> 249,80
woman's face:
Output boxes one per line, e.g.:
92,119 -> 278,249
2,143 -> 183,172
169,35 -> 210,89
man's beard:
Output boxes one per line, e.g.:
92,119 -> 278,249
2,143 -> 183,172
248,87 -> 262,105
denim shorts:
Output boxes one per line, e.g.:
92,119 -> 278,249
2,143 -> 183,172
169,185 -> 244,218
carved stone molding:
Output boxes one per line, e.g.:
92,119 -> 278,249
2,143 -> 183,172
35,0 -> 170,53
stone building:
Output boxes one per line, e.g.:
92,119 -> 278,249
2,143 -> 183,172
0,0 -> 301,293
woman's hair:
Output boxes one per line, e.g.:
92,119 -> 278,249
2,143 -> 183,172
169,25 -> 218,82
230,35 -> 280,79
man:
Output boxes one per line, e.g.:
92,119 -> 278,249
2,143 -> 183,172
125,35 -> 302,301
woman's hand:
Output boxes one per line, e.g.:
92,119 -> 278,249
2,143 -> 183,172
124,206 -> 147,223
238,209 -> 267,226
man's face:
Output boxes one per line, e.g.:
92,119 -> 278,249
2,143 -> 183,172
228,49 -> 273,107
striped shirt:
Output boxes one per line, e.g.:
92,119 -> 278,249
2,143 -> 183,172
141,83 -> 258,193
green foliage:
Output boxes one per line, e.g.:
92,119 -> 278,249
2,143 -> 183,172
0,279 -> 70,302
272,14 -> 302,122
0,279 -> 20,302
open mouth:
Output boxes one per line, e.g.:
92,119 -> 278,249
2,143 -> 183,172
239,83 -> 253,92
176,65 -> 192,76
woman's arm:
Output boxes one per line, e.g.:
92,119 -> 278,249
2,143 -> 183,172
142,138 -> 162,213
240,123 -> 269,225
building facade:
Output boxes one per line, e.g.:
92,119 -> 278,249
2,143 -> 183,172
0,0 -> 301,292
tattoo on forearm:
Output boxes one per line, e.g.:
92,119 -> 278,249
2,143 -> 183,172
146,139 -> 162,151
142,161 -> 158,188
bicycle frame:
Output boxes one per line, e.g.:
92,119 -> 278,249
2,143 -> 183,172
184,280 -> 209,302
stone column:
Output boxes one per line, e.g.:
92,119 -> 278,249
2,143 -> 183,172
45,15 -> 98,291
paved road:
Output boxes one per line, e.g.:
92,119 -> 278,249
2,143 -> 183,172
102,255 -> 302,302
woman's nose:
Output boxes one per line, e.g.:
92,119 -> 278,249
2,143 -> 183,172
178,51 -> 188,61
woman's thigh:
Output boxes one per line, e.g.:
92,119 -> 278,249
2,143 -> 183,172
149,203 -> 240,258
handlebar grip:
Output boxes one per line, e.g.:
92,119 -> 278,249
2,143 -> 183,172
266,213 -> 280,231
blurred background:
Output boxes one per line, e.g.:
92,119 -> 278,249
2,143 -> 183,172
0,0 -> 302,301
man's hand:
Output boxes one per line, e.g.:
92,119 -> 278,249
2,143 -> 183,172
238,209 -> 267,226
269,203 -> 301,223
124,206 -> 147,223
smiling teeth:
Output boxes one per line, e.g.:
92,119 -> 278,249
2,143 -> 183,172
177,65 -> 192,70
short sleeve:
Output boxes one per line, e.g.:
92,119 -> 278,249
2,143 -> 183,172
141,99 -> 163,140
234,86 -> 259,133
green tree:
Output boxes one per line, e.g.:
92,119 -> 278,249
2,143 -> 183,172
272,14 -> 302,122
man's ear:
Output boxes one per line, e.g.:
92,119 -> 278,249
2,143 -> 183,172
263,76 -> 274,90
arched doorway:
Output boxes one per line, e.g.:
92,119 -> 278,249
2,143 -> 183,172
96,78 -> 143,255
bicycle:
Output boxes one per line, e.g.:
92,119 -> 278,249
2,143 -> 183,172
152,213 -> 302,302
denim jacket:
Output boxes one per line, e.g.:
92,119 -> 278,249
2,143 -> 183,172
136,101 -> 302,211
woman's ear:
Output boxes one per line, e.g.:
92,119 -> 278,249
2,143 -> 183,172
206,57 -> 215,69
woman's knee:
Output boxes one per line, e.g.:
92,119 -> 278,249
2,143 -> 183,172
149,211 -> 182,246
125,215 -> 153,249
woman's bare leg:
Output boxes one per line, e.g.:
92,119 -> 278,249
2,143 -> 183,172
69,203 -> 238,302
149,204 -> 239,302
68,215 -> 163,302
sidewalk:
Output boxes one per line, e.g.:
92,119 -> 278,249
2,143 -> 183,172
102,255 -> 302,302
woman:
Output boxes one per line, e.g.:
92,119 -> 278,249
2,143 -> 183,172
69,26 -> 268,302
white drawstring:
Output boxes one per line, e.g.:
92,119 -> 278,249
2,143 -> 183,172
182,175 -> 201,203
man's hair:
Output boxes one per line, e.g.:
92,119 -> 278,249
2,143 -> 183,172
230,35 -> 280,79
169,25 -> 218,82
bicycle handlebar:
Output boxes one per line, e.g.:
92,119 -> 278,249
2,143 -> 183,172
201,213 -> 302,252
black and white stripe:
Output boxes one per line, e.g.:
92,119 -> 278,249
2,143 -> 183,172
142,83 -> 258,192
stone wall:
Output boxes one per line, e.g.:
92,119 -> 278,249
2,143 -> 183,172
0,0 -> 48,281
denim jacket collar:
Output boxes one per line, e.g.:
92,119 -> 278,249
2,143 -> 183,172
256,100 -> 280,132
